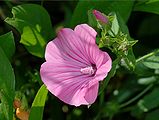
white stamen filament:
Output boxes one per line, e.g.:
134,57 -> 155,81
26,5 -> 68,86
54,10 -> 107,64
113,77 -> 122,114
80,66 -> 95,75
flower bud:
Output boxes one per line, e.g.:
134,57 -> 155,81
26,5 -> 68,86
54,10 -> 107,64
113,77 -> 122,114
93,10 -> 108,24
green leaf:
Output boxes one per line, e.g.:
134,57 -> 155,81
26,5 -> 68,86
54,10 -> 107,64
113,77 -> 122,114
0,104 -> 6,120
70,1 -> 134,28
0,47 -> 15,120
138,76 -> 156,85
0,32 -> 15,59
134,1 -> 159,15
131,86 -> 159,118
147,0 -> 159,3
137,88 -> 159,112
135,49 -> 159,75
143,55 -> 159,69
131,87 -> 159,117
5,4 -> 54,58
29,84 -> 48,120
135,62 -> 154,76
109,12 -> 119,36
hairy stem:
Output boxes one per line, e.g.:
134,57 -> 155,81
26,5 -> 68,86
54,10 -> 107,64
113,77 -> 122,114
136,49 -> 159,63
119,84 -> 153,108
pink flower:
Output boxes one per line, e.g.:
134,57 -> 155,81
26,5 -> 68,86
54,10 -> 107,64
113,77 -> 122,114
93,10 -> 108,24
40,24 -> 112,106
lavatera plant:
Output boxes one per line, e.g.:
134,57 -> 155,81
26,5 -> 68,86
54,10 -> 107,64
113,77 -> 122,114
40,9 -> 137,107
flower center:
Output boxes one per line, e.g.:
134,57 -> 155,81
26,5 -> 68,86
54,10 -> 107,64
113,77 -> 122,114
80,65 -> 96,76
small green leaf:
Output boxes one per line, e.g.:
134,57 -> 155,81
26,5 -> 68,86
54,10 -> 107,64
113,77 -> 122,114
5,4 -> 54,58
134,1 -> 159,15
143,55 -> 159,69
109,12 -> 119,36
0,47 -> 15,120
129,40 -> 138,47
0,31 -> 15,59
29,84 -> 48,120
138,76 -> 156,85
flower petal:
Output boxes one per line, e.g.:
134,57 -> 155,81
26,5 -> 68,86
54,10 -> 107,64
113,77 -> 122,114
84,81 -> 99,104
56,81 -> 89,106
45,38 -> 62,62
95,53 -> 112,81
58,28 -> 91,65
74,24 -> 99,64
40,62 -> 93,106
74,24 -> 97,45
45,38 -> 87,68
96,52 -> 112,69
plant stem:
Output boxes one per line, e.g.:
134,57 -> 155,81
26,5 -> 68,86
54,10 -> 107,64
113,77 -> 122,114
119,84 -> 153,108
136,49 -> 159,63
